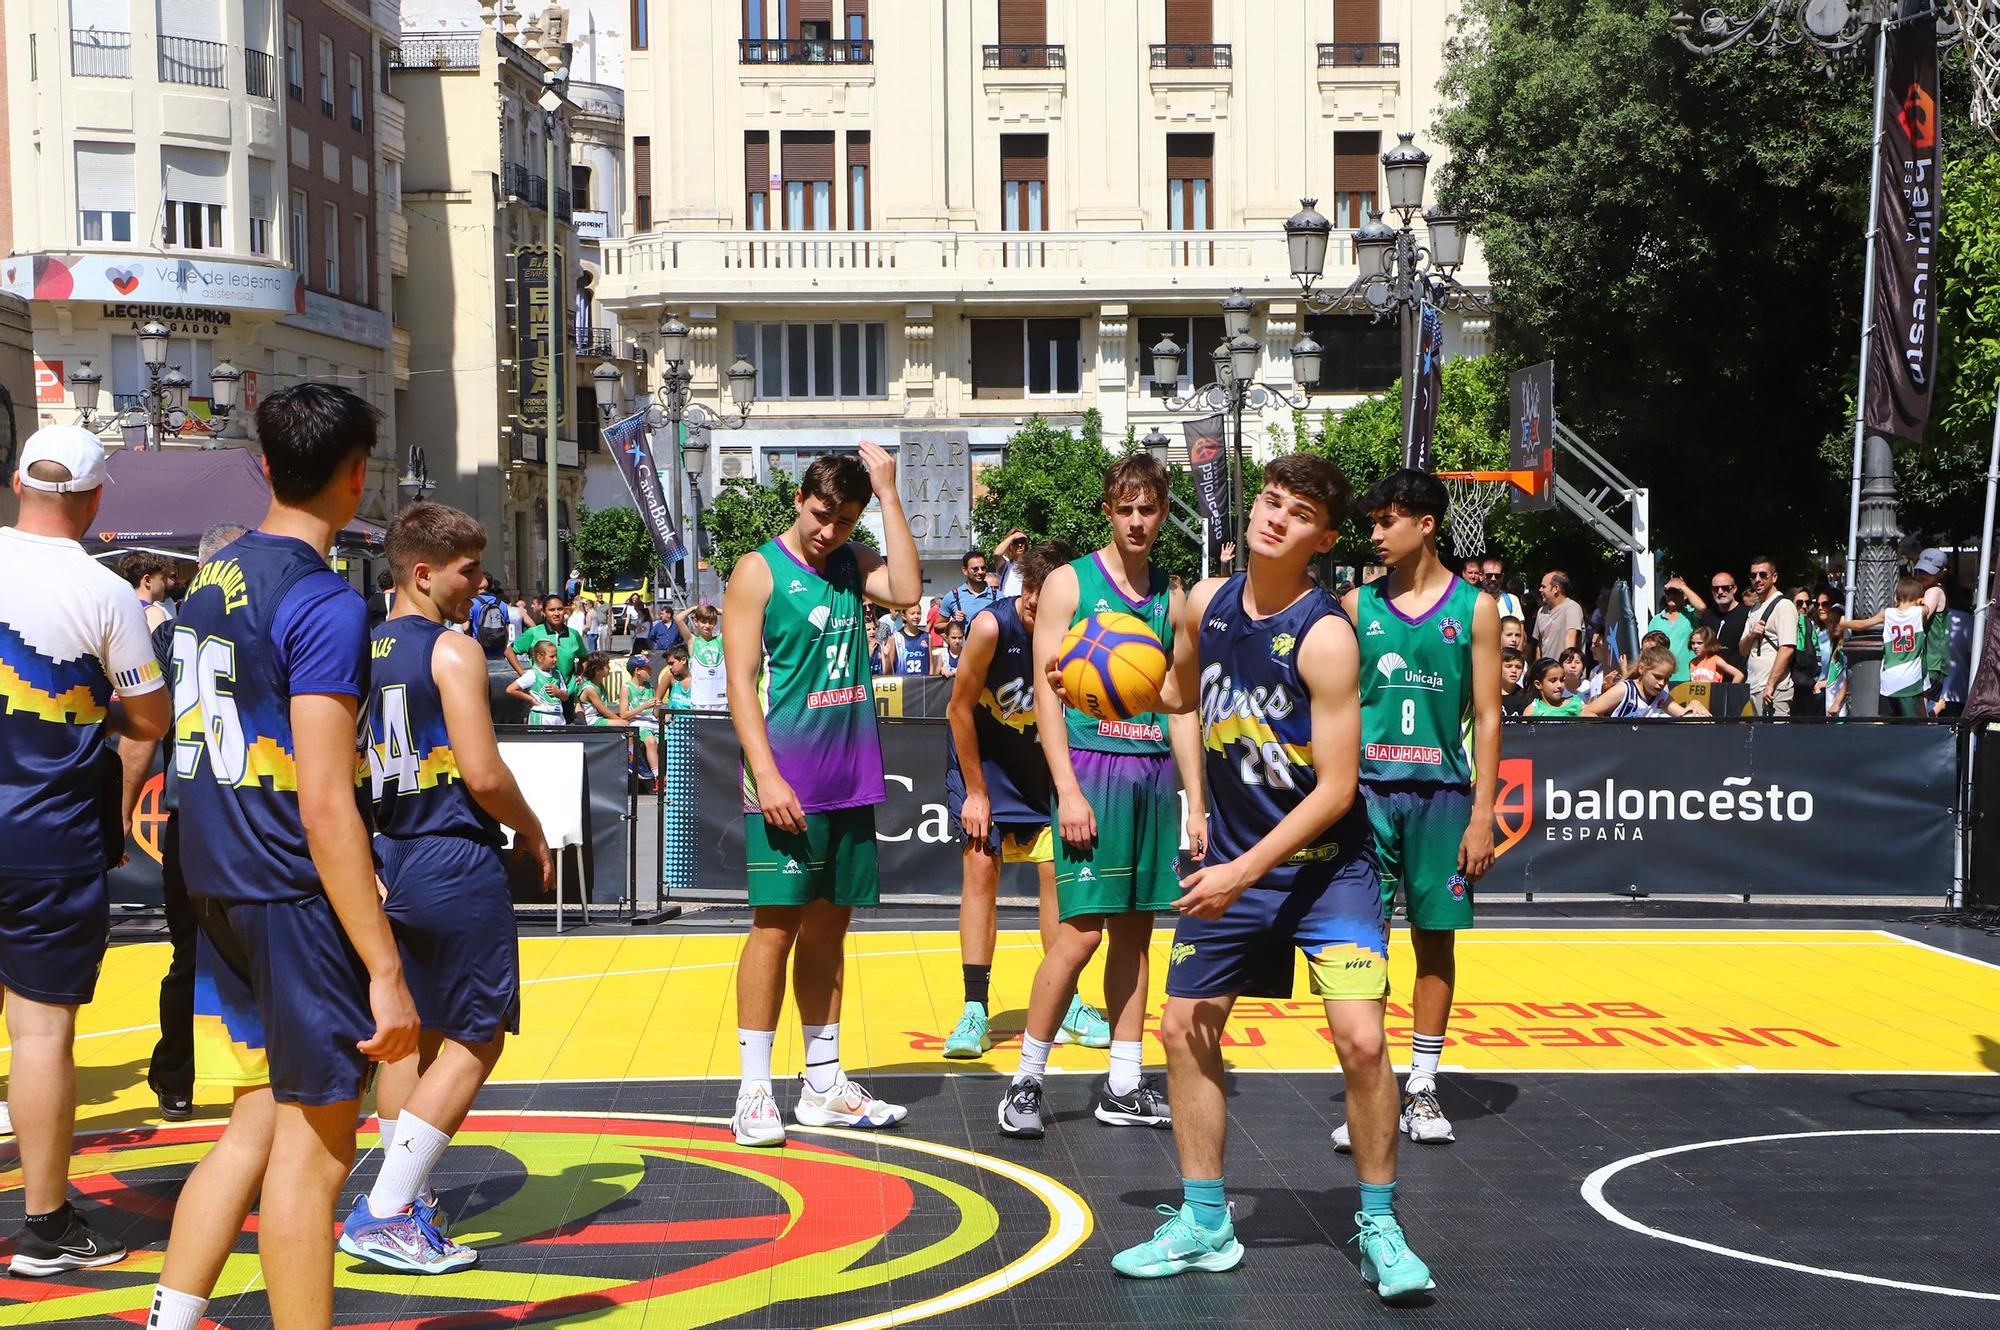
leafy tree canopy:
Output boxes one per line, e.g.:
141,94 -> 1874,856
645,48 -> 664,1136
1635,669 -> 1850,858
569,505 -> 656,588
701,467 -> 877,582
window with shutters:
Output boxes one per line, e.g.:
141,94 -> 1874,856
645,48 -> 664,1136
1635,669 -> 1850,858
248,158 -> 274,256
1333,0 -> 1379,44
1332,131 -> 1379,229
289,188 -> 307,270
1000,0 -> 1047,44
75,142 -> 135,244
634,135 -> 653,230
970,318 -> 1081,398
847,131 -> 870,230
161,146 -> 226,250
1136,316 -> 1224,391
631,0 -> 647,49
743,132 -> 768,230
323,203 -> 339,291
1302,314 -> 1398,393
1000,134 -> 1047,232
318,35 -> 334,115
284,17 -> 302,97
781,131 -> 834,231
1157,0 -> 1225,66
347,52 -> 364,129
845,0 -> 868,59
732,321 -> 889,400
1167,133 -> 1212,230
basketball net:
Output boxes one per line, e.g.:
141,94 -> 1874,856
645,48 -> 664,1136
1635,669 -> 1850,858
1442,476 -> 1509,560
1958,0 -> 2000,136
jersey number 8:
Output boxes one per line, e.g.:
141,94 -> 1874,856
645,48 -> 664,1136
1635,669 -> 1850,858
171,627 -> 247,785
1401,698 -> 1417,735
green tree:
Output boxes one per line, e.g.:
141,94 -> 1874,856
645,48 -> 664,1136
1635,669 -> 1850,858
569,504 -> 656,588
700,467 -> 877,582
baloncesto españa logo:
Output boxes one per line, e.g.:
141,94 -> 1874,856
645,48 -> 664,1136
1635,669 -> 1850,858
1492,757 -> 1821,856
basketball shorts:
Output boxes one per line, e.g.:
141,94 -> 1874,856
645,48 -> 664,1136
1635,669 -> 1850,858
192,893 -> 373,1106
0,872 -> 110,1006
377,834 -> 521,1044
945,765 -> 1055,864
1053,749 -> 1180,920
744,805 -> 881,907
1164,856 -> 1389,1001
1364,780 -> 1475,931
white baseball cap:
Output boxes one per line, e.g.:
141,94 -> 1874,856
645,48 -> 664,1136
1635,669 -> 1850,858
15,425 -> 110,494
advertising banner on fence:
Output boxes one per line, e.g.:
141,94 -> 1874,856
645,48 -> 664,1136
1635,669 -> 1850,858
688,718 -> 1955,898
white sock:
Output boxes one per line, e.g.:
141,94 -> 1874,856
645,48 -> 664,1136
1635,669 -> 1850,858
1108,1040 -> 1143,1096
375,1115 -> 398,1156
369,1111 -> 450,1218
149,1285 -> 208,1330
1407,1033 -> 1446,1094
738,1028 -> 775,1092
802,1022 -> 843,1094
1015,1033 -> 1053,1084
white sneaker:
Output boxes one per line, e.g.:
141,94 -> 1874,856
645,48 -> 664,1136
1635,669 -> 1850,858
0,1100 -> 11,1137
1331,1120 -> 1351,1153
793,1077 -> 908,1129
731,1084 -> 786,1147
1399,1087 -> 1455,1144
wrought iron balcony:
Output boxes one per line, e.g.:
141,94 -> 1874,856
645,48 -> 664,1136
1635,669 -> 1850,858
159,34 -> 227,88
245,48 -> 275,97
1317,42 -> 1400,67
393,34 -> 480,69
983,44 -> 1066,69
1150,43 -> 1231,69
738,37 -> 874,65
571,325 -> 615,358
70,30 -> 131,78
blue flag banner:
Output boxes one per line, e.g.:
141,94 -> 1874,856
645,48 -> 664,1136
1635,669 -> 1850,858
1408,301 -> 1445,472
605,410 -> 684,566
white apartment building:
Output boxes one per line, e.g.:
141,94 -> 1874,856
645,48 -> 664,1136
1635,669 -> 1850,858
597,0 -> 1488,574
3,0 -> 402,522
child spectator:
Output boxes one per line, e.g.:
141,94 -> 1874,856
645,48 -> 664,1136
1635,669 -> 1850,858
1813,596 -> 1848,718
1688,626 -> 1744,684
664,644 -> 695,711
1578,628 -> 1617,702
1499,615 -> 1527,656
1500,646 -> 1530,716
1558,647 -> 1586,698
1584,645 -> 1710,720
934,617 -> 966,677
1526,659 -> 1583,717
1843,577 -> 1928,717
507,638 -> 568,725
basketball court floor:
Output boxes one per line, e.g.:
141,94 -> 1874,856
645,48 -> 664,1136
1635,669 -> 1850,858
4,914 -> 1999,1327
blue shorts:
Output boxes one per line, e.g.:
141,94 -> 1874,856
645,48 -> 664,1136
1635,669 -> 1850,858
1164,857 -> 1389,1001
192,894 -> 373,1106
944,766 -> 1055,863
377,834 -> 521,1043
0,873 -> 109,1006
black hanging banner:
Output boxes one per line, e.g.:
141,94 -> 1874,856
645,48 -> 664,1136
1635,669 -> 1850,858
1408,302 -> 1444,472
605,409 -> 685,567
1185,413 -> 1228,521
1864,12 -> 1940,443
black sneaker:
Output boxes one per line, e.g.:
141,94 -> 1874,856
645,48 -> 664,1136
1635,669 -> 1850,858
157,1090 -> 194,1122
997,1077 -> 1046,1139
1094,1077 -> 1172,1128
8,1210 -> 126,1276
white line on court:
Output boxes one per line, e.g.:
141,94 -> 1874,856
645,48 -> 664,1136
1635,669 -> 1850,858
1581,1128 -> 2000,1301
1870,928 -> 2000,974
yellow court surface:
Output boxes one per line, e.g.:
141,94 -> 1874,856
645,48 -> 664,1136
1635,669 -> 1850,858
9,926 -> 1999,1133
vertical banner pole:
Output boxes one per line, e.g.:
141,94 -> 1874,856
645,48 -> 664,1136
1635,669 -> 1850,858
1844,28 -> 1890,608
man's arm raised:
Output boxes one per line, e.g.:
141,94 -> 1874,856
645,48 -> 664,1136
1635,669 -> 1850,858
855,441 -> 922,609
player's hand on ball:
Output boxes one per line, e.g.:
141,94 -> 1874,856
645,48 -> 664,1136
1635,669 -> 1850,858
1057,787 -> 1097,848
1044,654 -> 1073,708
961,790 -> 991,845
1174,859 -> 1249,919
360,971 -> 421,1063
1457,819 -> 1495,882
858,440 -> 897,495
759,772 -> 807,835
1185,808 -> 1209,862
519,825 -> 555,894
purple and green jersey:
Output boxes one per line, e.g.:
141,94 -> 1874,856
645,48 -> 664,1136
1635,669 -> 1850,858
740,537 -> 885,814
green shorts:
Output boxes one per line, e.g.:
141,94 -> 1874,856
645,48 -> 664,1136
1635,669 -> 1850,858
1053,750 -> 1181,921
1364,781 -> 1475,932
743,806 -> 881,908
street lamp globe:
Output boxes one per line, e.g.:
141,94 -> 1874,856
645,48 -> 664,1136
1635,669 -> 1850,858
1222,286 -> 1255,340
727,356 -> 758,409
683,424 -> 711,477
160,366 -> 191,410
591,359 -> 624,415
1149,331 -> 1183,391
1285,198 -> 1333,284
1424,208 -> 1465,270
1382,132 -> 1431,215
1290,333 -> 1323,390
1140,426 -> 1170,468
138,319 -> 171,368
1227,333 -> 1260,386
209,359 -> 242,415
658,313 -> 691,366
1211,340 -> 1235,389
67,361 -> 102,417
1354,210 -> 1397,278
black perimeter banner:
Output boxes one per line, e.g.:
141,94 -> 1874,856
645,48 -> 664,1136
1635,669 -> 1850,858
690,717 -> 1955,898
1864,12 -> 1940,443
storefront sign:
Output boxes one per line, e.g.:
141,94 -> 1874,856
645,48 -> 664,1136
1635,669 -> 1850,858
513,245 -> 567,431
574,209 -> 610,241
897,429 -> 971,556
34,358 -> 65,405
2,253 -> 302,313
282,291 -> 391,347
100,304 -> 235,336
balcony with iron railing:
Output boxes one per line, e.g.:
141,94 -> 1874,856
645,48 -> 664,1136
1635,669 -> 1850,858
1150,43 -> 1231,69
571,325 -> 615,358
983,44 -> 1065,69
392,33 -> 480,70
739,37 -> 873,65
70,30 -> 131,78
556,186 -> 573,223
245,48 -> 275,97
1317,42 -> 1400,68
159,35 -> 228,88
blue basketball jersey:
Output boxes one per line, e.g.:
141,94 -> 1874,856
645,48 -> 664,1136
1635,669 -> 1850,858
945,597 -> 1049,820
366,615 -> 502,845
1198,575 -> 1369,889
175,532 -> 369,903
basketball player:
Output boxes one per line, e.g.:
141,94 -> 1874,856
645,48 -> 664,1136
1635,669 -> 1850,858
941,539 -> 1112,1058
339,502 -> 553,1273
1336,469 -> 1500,1150
147,384 -> 419,1330
998,454 -> 1204,1138
725,444 -> 920,1147
1109,454 -> 1434,1300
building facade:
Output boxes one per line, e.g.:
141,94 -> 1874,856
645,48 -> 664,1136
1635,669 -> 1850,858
2,0 -> 401,524
597,0 -> 1489,578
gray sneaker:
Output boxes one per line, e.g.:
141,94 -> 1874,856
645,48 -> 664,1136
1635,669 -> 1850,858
997,1077 -> 1046,1138
1094,1078 -> 1172,1128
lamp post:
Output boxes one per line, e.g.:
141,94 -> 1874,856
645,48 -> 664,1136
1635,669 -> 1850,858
593,314 -> 756,597
69,323 -> 242,448
1283,132 -> 1489,471
397,445 -> 437,503
1147,288 -> 1312,574
538,73 -> 568,598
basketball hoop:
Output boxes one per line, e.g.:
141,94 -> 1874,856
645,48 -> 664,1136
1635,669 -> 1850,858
1954,0 -> 2000,137
1435,469 -> 1546,560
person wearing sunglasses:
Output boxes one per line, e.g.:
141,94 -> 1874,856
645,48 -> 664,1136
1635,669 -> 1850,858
1673,572 -> 1749,675
1737,558 -> 1798,717
1478,557 -> 1524,621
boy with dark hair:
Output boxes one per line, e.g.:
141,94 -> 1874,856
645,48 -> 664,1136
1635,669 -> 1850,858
148,383 -> 420,1330
341,502 -> 553,1273
1111,454 -> 1435,1300
940,539 -> 1105,1058
120,550 -> 179,630
999,454 -> 1204,1138
1338,467 -> 1500,1151
1500,647 -> 1530,716
724,446 -> 921,1146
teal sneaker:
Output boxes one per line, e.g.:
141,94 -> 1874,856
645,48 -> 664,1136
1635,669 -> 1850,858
1352,1211 -> 1435,1301
942,1003 -> 992,1059
1111,1203 -> 1244,1279
1056,994 -> 1111,1049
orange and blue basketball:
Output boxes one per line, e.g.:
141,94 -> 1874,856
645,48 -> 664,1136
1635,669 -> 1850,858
1059,612 -> 1169,723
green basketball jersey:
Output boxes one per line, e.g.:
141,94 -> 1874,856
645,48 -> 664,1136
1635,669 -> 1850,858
1354,576 -> 1480,787
1064,551 -> 1173,756
742,538 -> 886,813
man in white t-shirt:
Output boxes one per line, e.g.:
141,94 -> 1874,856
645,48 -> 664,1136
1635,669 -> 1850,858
1739,555 -> 1799,717
1,426 -> 172,1274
